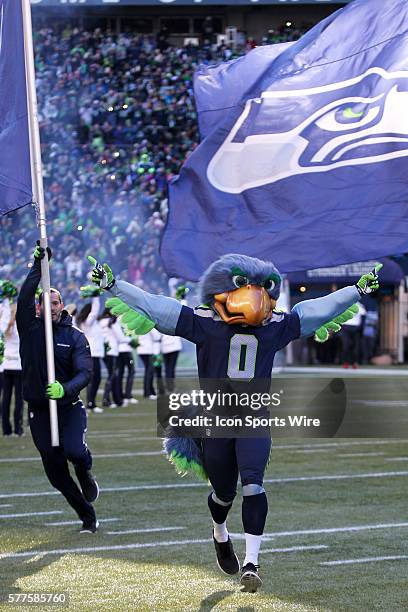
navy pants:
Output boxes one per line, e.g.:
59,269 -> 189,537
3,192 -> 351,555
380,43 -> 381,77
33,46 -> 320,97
87,357 -> 101,409
28,401 -> 95,522
202,436 -> 271,503
117,352 -> 135,400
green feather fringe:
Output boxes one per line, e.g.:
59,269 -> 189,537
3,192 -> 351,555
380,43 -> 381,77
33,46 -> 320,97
168,450 -> 209,483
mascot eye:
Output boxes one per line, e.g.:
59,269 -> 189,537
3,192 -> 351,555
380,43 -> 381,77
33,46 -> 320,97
263,279 -> 275,291
232,275 -> 249,288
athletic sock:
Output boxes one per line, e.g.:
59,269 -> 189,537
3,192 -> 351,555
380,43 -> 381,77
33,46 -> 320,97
213,520 -> 229,543
208,492 -> 233,542
243,533 -> 262,566
242,492 -> 268,565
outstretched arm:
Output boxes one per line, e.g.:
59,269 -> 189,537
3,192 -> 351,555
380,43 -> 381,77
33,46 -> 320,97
110,280 -> 182,335
87,255 -> 182,335
293,286 -> 360,338
292,265 -> 382,338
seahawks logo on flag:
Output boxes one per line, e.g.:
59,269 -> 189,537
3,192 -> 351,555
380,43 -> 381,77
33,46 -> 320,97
207,67 -> 408,193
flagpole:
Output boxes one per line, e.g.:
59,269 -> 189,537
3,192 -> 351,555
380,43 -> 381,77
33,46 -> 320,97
21,0 -> 59,447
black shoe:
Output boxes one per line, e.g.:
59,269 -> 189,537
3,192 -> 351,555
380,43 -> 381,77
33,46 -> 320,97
75,468 -> 99,503
80,519 -> 99,534
240,563 -> 262,593
213,534 -> 240,575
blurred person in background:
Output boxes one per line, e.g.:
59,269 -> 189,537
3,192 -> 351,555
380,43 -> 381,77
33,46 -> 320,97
341,302 -> 367,368
99,308 -> 122,408
362,309 -> 379,364
117,323 -> 138,407
0,295 -> 24,437
137,328 -> 162,399
76,287 -> 104,414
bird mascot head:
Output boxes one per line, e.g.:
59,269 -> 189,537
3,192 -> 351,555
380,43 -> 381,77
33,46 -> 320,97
199,254 -> 281,326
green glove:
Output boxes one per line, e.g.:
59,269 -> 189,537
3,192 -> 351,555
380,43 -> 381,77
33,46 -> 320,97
87,255 -> 115,290
105,297 -> 155,335
314,304 -> 359,343
33,240 -> 52,261
153,354 -> 163,368
175,284 -> 189,301
0,280 -> 17,300
356,263 -> 382,295
80,285 -> 103,298
46,381 -> 65,400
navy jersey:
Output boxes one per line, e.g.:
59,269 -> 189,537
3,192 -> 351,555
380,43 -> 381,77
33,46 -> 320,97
175,305 -> 300,380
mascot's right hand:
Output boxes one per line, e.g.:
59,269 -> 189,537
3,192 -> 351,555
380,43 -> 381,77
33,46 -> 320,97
87,255 -> 115,290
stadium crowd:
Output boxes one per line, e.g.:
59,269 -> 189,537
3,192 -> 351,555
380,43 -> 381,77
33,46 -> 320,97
0,23 -> 306,303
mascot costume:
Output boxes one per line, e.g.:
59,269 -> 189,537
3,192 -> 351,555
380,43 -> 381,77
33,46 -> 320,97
88,254 -> 381,592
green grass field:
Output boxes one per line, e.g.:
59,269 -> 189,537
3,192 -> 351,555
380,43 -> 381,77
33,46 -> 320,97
1,373 -> 408,612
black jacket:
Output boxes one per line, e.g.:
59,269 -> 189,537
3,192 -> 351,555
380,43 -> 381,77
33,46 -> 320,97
16,259 -> 92,408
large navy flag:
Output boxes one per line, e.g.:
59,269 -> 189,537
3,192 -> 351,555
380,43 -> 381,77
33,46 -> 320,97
0,0 -> 32,215
162,0 -> 408,281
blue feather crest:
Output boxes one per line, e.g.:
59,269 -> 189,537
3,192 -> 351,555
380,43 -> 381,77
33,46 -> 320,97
199,253 -> 281,305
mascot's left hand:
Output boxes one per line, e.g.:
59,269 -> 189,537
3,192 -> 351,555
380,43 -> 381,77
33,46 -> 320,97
87,255 -> 115,290
356,263 -> 382,295
315,304 -> 359,343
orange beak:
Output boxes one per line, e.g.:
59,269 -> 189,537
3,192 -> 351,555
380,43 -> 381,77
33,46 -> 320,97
213,285 -> 275,326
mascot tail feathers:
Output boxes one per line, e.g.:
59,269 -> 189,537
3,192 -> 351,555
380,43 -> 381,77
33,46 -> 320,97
163,437 -> 208,482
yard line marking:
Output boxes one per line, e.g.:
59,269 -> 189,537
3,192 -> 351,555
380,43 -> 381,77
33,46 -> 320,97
385,457 -> 408,461
321,555 -> 408,566
0,451 -> 163,463
92,413 -> 153,419
0,511 -> 63,519
261,545 -> 328,554
0,504 -> 12,508
230,522 -> 408,538
338,453 -> 385,458
45,518 -> 120,526
106,527 -> 184,535
275,441 -> 403,450
1,471 -> 408,499
88,428 -> 155,435
0,538 -> 212,559
352,400 -> 408,406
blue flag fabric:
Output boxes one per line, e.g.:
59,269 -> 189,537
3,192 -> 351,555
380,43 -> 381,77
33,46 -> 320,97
162,0 -> 408,281
0,0 -> 32,216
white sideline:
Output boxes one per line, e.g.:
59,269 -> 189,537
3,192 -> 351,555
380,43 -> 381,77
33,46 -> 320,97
0,539 -> 328,560
0,511 -> 63,519
0,538 -> 211,559
0,451 -> 163,463
321,555 -> 408,566
106,527 -> 184,535
0,504 -> 12,508
231,522 -> 408,538
45,518 -> 120,526
1,470 -> 408,499
261,545 -> 328,554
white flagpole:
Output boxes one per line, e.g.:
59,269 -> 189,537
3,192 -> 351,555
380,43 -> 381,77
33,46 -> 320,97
21,0 -> 59,446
